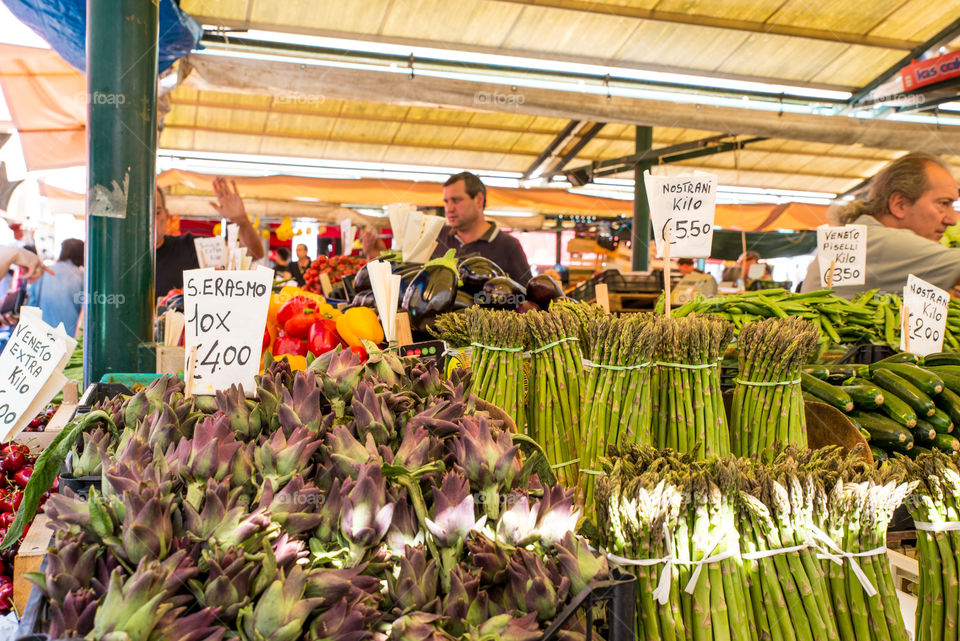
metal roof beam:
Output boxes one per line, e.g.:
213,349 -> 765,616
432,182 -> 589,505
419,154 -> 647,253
543,122 -> 606,177
521,120 -> 582,179
849,16 -> 960,105
495,0 -> 917,50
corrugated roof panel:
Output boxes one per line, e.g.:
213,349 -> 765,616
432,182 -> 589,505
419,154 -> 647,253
807,46 -> 906,86
381,144 -> 456,167
391,122 -> 464,147
650,0 -> 774,22
380,0 -> 524,48
258,135 -> 329,157
501,6 -> 638,57
323,139 -> 388,162
453,128 -> 525,152
247,0 -> 389,33
768,0 -> 907,32
181,0 -> 248,22
870,0 -> 960,39
330,118 -> 400,144
338,101 -> 410,121
616,21 -> 753,73
191,130 -> 262,154
713,33 -> 851,82
164,104 -> 197,127
262,112 -> 339,136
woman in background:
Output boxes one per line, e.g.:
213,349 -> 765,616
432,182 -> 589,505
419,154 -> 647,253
28,239 -> 83,336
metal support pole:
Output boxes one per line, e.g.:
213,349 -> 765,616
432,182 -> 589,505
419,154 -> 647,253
84,0 -> 158,383
632,126 -> 653,272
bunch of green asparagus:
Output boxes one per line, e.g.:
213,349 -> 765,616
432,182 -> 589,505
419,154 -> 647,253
897,451 -> 960,641
595,445 -> 915,641
461,308 -> 528,430
651,316 -> 734,460
731,317 -> 820,457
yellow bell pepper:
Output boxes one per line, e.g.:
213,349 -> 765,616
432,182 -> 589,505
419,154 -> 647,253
280,354 -> 308,371
336,306 -> 384,348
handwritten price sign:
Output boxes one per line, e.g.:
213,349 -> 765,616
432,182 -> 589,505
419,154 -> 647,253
901,274 -> 948,356
816,224 -> 866,288
184,267 -> 273,396
644,171 -> 718,258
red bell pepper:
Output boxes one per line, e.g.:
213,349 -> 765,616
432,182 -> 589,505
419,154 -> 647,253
276,297 -> 313,328
274,332 -> 307,357
262,326 -> 272,352
307,318 -> 342,357
284,308 -> 318,339
351,344 -> 368,362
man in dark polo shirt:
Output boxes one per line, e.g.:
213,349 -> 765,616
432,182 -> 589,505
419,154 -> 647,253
431,172 -> 531,283
362,172 -> 531,282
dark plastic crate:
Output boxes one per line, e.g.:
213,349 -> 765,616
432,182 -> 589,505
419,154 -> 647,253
539,569 -> 636,641
568,270 -> 664,302
17,567 -> 636,641
58,383 -> 131,497
833,343 -> 895,366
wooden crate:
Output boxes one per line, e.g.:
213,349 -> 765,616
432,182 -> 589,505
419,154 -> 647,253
156,345 -> 185,375
607,292 -> 660,312
13,514 -> 53,616
13,380 -> 79,454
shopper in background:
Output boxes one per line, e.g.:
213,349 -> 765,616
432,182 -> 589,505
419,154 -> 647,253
27,239 -> 83,336
361,172 -> 531,283
800,152 -> 960,296
286,243 -> 310,287
155,177 -> 265,296
677,258 -> 699,275
0,245 -> 49,284
273,247 -> 293,280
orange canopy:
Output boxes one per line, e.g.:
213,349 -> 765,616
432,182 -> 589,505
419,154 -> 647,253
158,169 -> 830,231
0,44 -> 85,170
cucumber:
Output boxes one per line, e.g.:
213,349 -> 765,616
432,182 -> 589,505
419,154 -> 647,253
937,388 -> 960,430
802,391 -> 822,404
911,422 -> 937,445
859,427 -> 871,442
927,408 -> 954,434
826,364 -> 869,384
925,367 -> 960,395
870,362 -> 944,396
868,353 -> 921,370
839,384 -> 884,410
870,446 -> 889,462
932,433 -> 960,453
801,365 -> 830,381
801,372 -> 853,413
909,446 -> 934,459
869,368 -> 937,417
922,352 -> 960,367
849,411 -> 913,449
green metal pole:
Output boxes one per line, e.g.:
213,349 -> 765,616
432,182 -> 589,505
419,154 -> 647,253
84,0 -> 158,384
632,126 -> 653,271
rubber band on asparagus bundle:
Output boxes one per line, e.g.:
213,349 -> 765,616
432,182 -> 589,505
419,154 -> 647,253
732,377 -> 802,386
604,523 -> 740,605
527,336 -> 579,355
808,523 -> 884,597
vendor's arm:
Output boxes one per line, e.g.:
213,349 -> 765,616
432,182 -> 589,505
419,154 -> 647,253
209,177 -> 266,261
0,247 -> 52,283
360,228 -> 385,260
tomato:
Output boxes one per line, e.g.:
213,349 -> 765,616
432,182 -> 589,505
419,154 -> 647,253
274,332 -> 307,357
262,326 -> 272,352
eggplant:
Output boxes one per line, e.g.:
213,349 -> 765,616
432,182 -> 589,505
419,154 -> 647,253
525,274 -> 564,309
398,266 -> 422,302
516,300 -> 540,314
401,250 -> 459,332
458,256 -> 505,295
453,290 -> 475,311
479,277 -> 526,311
354,261 -> 419,293
351,291 -> 377,308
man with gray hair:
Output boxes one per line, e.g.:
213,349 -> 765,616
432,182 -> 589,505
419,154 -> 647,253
801,151 -> 960,296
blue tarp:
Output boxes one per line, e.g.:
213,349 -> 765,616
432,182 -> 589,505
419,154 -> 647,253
2,0 -> 202,73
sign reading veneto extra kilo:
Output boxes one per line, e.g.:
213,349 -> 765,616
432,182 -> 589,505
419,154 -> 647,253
0,307 -> 73,441
901,274 -> 949,356
183,267 -> 274,396
644,170 -> 718,258
816,224 -> 866,288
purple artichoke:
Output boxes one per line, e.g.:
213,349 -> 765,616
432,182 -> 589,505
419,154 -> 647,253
340,464 -> 395,564
256,425 -> 324,485
308,596 -> 380,641
448,416 -> 520,518
555,531 -> 609,594
45,588 -> 99,639
258,475 -> 326,534
237,566 -> 326,641
387,545 -> 439,613
496,493 -> 540,547
507,549 -> 570,621
326,425 -> 380,479
425,472 -> 485,548
534,485 -> 580,546
351,379 -> 397,445
278,369 -> 324,434
466,613 -> 541,641
385,497 -> 425,556
389,612 -> 455,641
166,413 -> 242,484
216,384 -> 265,440
393,424 -> 440,471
